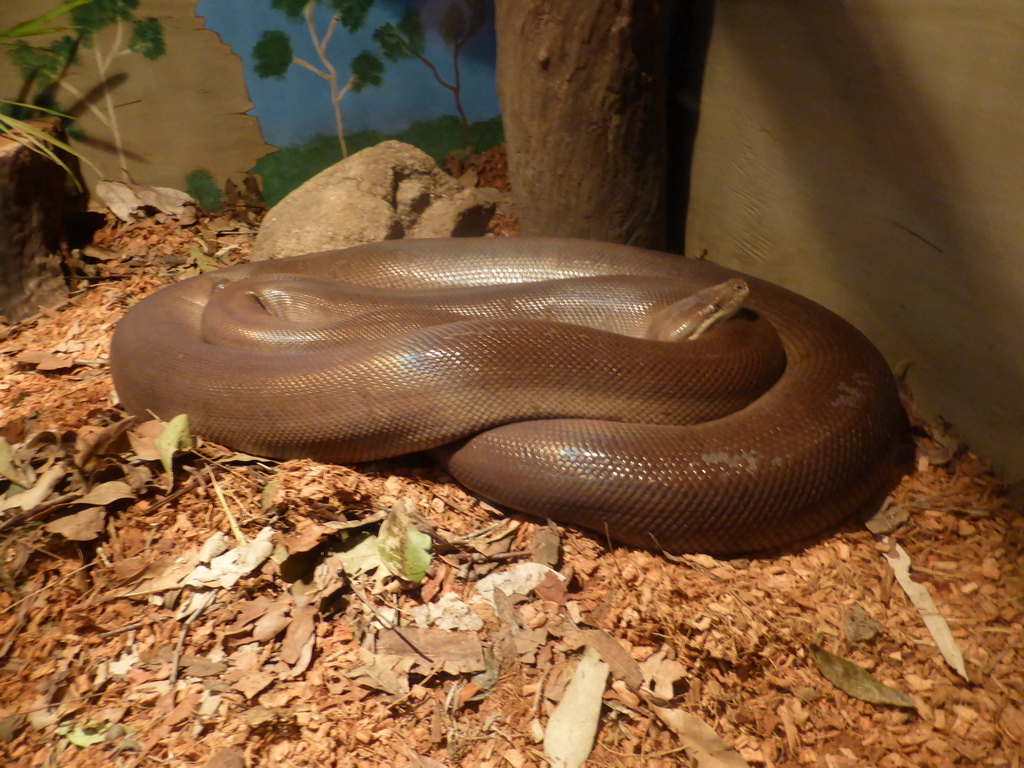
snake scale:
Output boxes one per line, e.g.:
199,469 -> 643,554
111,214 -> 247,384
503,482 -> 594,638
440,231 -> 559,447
110,237 -> 905,554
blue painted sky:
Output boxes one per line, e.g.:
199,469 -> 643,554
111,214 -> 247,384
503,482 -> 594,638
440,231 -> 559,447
195,0 -> 500,147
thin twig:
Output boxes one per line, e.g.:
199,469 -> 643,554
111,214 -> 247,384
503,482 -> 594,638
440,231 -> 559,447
169,591 -> 216,686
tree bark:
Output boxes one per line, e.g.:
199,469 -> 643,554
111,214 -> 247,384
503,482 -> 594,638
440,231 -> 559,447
494,0 -> 670,248
0,118 -> 72,322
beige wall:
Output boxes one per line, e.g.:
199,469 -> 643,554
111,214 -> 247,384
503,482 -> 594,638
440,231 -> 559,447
1,0 -> 271,190
688,0 -> 1024,480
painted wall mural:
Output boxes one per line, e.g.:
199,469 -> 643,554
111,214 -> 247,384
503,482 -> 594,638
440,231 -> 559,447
0,0 -> 502,207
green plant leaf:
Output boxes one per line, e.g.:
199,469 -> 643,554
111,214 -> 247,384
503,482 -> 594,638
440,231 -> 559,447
341,533 -> 383,576
0,0 -> 96,41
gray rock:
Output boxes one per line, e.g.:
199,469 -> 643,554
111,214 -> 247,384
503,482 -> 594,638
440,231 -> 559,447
252,140 -> 506,260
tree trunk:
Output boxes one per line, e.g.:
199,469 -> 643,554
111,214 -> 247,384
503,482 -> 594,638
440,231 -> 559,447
494,0 -> 670,248
0,118 -> 73,323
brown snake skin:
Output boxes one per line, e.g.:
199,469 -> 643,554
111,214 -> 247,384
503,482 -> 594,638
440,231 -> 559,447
110,237 -> 906,554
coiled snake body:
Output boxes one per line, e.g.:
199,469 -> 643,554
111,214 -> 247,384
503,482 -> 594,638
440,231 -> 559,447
110,238 -> 905,554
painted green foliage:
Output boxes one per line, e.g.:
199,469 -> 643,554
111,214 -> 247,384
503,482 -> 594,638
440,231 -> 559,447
374,0 -> 486,151
252,0 -> 384,158
253,0 -> 489,158
4,0 -> 167,182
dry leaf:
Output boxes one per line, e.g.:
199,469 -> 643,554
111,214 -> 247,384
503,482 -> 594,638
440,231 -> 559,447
583,629 -> 644,690
77,480 -> 135,506
116,550 -> 201,597
127,420 -> 166,461
43,506 -> 106,541
0,465 -> 65,512
408,592 -> 484,631
810,643 -> 916,709
648,657 -> 688,703
843,605 -> 882,644
473,562 -> 564,608
280,605 -> 317,665
186,527 -> 274,589
14,349 -> 75,371
652,704 -> 749,768
375,627 -> 486,674
347,649 -> 411,697
881,540 -> 968,680
0,436 -> 32,486
96,180 -> 196,222
543,646 -> 610,768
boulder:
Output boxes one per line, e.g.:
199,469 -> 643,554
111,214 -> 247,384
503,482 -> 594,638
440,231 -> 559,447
252,141 -> 506,260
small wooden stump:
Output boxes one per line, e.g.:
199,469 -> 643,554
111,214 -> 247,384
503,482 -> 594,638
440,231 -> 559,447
0,117 -> 74,323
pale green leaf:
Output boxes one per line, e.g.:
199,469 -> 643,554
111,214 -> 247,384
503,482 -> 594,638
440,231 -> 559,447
340,533 -> 382,576
377,498 -> 432,583
154,414 -> 194,487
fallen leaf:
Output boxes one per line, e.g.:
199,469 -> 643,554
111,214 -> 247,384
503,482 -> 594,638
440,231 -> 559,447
530,523 -> 561,567
191,246 -> 221,273
198,532 -> 230,563
347,648 -> 411,697
0,465 -> 66,512
278,520 -> 336,554
232,671 -> 277,700
647,657 -> 688,703
843,605 -> 882,644
96,180 -> 196,222
652,704 -> 749,768
0,436 -> 32,486
280,605 -> 317,666
116,550 -> 201,597
236,705 -> 291,725
864,500 -> 909,535
15,349 -> 75,371
809,643 -> 916,709
583,629 -> 644,690
56,721 -> 109,747
375,627 -> 485,674
226,596 -> 276,635
378,497 -> 432,583
339,533 -> 382,576
534,571 -> 568,605
882,540 -> 968,681
43,506 -> 106,541
186,527 -> 274,589
77,480 -> 135,506
408,592 -> 484,632
154,415 -> 195,488
205,747 -> 246,768
473,562 -> 565,608
126,420 -> 166,461
543,646 -> 610,768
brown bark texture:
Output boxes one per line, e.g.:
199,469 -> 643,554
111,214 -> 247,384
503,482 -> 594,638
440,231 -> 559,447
0,118 -> 72,322
494,0 -> 670,248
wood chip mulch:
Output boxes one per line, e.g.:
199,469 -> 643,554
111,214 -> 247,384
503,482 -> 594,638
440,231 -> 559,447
0,206 -> 1021,768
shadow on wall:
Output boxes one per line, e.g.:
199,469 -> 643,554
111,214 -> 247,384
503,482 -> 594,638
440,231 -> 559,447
713,1 -> 1023,476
